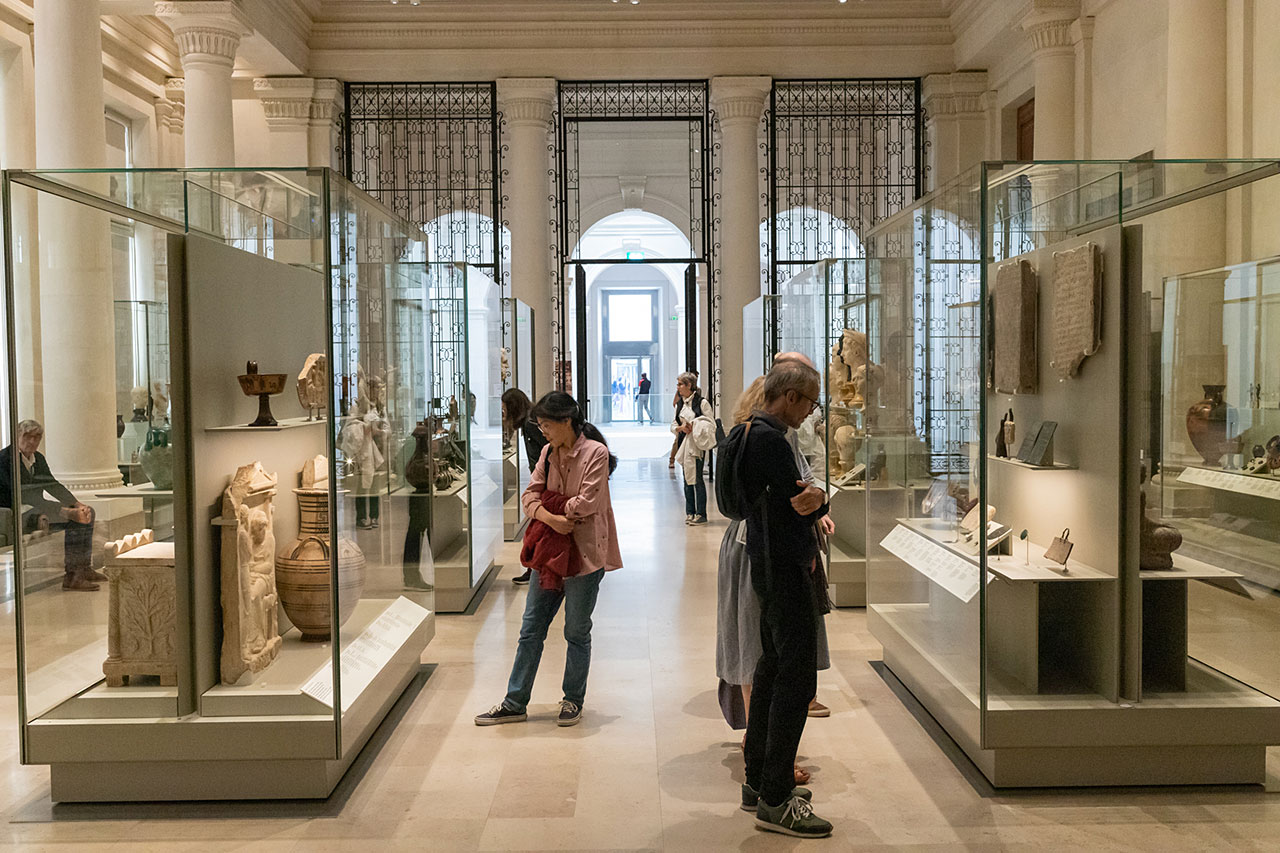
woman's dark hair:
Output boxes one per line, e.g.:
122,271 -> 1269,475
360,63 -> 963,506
531,390 -> 618,476
501,388 -> 533,428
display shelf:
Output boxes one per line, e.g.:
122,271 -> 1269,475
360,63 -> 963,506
1175,517 -> 1280,589
205,417 -> 327,433
93,482 -> 174,499
987,455 -> 1077,472
1177,465 -> 1280,501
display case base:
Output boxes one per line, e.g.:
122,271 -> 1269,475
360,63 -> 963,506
878,613 -> 1280,787
435,557 -> 498,613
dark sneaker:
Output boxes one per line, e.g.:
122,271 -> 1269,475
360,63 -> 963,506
741,782 -> 812,812
513,568 -> 532,585
690,515 -> 708,525
755,794 -> 832,838
474,704 -> 526,726
62,576 -> 99,592
557,699 -> 582,727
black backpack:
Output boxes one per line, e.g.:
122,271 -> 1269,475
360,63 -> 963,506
715,418 -> 761,521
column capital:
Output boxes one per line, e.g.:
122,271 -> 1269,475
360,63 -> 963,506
497,78 -> 556,128
155,1 -> 251,65
254,76 -> 316,128
710,76 -> 771,128
310,79 -> 344,123
1019,1 -> 1079,56
921,71 -> 988,119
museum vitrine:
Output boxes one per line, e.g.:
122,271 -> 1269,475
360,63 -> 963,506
861,160 -> 1280,786
2,167 -> 441,801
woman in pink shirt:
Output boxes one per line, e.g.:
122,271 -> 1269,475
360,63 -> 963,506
475,391 -> 622,728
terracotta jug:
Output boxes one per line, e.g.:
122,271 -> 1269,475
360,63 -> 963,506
275,489 -> 366,642
1185,384 -> 1228,466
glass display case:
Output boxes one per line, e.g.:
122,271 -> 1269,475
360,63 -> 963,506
862,159 -> 1280,787
2,167 -> 440,801
502,297 -> 534,541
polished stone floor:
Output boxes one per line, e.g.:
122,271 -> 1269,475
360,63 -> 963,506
2,457 -> 1280,850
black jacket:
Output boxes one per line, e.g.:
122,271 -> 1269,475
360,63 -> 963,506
741,412 -> 827,597
0,445 -> 77,517
521,418 -> 551,475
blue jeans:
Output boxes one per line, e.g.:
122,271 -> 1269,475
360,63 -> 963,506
684,462 -> 706,516
503,569 -> 605,712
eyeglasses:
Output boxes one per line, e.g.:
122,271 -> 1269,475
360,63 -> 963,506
794,391 -> 820,413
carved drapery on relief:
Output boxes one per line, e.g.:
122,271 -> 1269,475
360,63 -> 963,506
217,462 -> 282,685
103,530 -> 178,687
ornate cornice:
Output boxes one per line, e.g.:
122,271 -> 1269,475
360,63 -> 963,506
170,101 -> 185,133
154,98 -> 175,129
165,77 -> 185,102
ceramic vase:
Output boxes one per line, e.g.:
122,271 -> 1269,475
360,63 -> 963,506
138,427 -> 174,489
1185,384 -> 1229,466
403,422 -> 433,493
116,414 -> 125,439
275,489 -> 367,642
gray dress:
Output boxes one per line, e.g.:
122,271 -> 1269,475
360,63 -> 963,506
715,429 -> 831,691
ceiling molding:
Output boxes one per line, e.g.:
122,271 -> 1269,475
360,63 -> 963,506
310,19 -> 954,55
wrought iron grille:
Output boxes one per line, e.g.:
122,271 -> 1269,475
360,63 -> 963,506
553,81 -> 712,399
344,83 -> 502,275
766,79 -> 923,299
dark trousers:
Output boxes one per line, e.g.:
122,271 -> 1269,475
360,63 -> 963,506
743,563 -> 818,806
684,461 -> 706,516
356,495 -> 380,523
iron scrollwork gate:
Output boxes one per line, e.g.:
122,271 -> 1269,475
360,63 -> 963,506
343,82 -> 503,410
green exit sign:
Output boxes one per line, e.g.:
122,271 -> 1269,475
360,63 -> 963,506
625,250 -> 645,261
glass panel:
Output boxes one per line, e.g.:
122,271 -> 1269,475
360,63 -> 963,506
465,265 -> 503,589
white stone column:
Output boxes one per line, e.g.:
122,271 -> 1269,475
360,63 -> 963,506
1020,2 -> 1078,160
1071,17 -> 1095,159
309,79 -> 344,170
710,76 -> 770,416
496,78 -> 556,398
33,0 -> 121,488
922,72 -> 989,190
254,77 -> 314,167
1167,0 -> 1227,158
155,2 -> 249,168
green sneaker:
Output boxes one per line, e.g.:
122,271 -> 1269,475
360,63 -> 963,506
755,794 -> 833,838
740,782 -> 812,812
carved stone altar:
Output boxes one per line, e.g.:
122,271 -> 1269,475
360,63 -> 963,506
103,529 -> 177,687
218,462 -> 283,685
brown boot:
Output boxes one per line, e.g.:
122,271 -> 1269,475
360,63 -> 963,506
62,573 -> 99,591
85,568 -> 109,583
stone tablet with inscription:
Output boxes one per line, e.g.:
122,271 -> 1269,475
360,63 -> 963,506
1049,241 -> 1102,379
994,258 -> 1038,394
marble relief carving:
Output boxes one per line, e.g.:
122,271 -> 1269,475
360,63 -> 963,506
994,259 -> 1038,395
297,353 -> 327,421
103,529 -> 177,687
218,462 -> 282,685
1049,242 -> 1102,380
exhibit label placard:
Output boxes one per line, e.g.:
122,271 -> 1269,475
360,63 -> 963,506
302,596 -> 431,711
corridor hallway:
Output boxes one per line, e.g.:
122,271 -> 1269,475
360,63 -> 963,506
1,458 -> 1279,849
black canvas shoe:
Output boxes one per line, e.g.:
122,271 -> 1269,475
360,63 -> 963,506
513,568 -> 532,585
740,782 -> 812,812
474,704 -> 527,726
557,699 -> 582,727
755,794 -> 833,838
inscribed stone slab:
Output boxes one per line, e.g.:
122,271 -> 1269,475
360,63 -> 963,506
1049,241 -> 1102,380
994,259 -> 1038,395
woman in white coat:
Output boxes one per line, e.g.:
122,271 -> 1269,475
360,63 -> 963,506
671,371 -> 716,524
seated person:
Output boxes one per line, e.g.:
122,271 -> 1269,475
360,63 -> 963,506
0,419 -> 101,591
